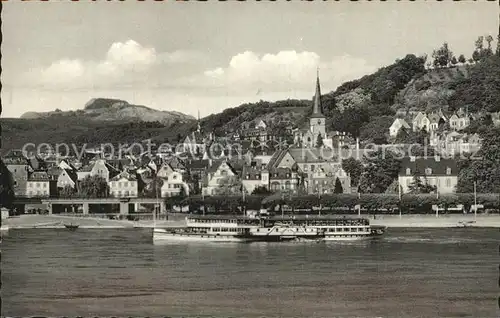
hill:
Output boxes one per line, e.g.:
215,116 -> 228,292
2,98 -> 197,152
3,52 -> 499,153
199,54 -> 499,145
20,98 -> 194,125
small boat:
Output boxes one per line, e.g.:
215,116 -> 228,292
454,221 -> 476,228
64,224 -> 79,230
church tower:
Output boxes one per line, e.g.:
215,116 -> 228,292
196,110 -> 201,133
309,69 -> 326,138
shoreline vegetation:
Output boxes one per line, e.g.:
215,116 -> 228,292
3,213 -> 500,229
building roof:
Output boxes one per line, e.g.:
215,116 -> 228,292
392,118 -> 410,129
267,149 -> 291,168
399,157 -> 458,176
288,147 -> 367,163
311,70 -> 325,118
186,159 -> 210,170
206,159 -> 238,175
28,171 -> 51,182
110,171 -> 137,182
241,166 -> 266,181
269,167 -> 296,180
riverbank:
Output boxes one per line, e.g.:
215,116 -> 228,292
3,213 -> 500,229
2,215 -> 186,229
369,214 -> 500,228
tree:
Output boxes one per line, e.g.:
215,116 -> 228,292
485,35 -> 494,50
342,158 -> 363,187
78,175 -> 109,198
456,127 -> 500,193
458,54 -> 466,64
472,35 -> 494,62
316,133 -> 324,148
358,149 -> 402,193
450,56 -> 458,66
142,177 -> 164,198
359,116 -> 392,144
252,186 -> 272,195
334,177 -> 343,194
213,176 -> 242,196
0,159 -> 15,208
432,42 -> 453,67
59,185 -> 76,198
408,172 -> 436,194
448,55 -> 500,113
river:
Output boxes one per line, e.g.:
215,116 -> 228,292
1,228 -> 498,317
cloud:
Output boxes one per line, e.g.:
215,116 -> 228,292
200,50 -> 376,93
25,40 -> 200,89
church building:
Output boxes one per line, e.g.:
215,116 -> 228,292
295,71 -> 332,148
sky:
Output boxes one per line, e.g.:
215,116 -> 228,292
1,1 -> 498,118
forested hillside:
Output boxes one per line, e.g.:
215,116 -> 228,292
2,36 -> 498,152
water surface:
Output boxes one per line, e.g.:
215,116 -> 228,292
2,228 -> 498,317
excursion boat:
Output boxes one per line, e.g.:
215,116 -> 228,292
153,214 -> 386,242
153,215 -> 261,242
258,215 -> 386,241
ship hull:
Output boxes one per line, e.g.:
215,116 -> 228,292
153,229 -> 254,242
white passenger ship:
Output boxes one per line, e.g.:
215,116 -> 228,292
153,214 -> 386,243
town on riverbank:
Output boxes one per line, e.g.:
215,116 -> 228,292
2,47 -> 500,226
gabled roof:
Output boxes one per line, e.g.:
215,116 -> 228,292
165,156 -> 186,170
412,112 -> 426,123
268,149 -> 291,169
206,159 -> 238,175
428,113 -> 443,124
61,168 -> 78,183
110,170 -> 137,182
3,150 -> 30,165
391,118 -> 410,129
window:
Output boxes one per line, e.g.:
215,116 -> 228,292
311,165 -> 315,171
406,168 -> 411,175
246,175 -> 250,179
445,178 -> 451,187
446,167 -> 452,175
406,179 -> 411,186
118,182 -> 122,188
425,168 -> 432,175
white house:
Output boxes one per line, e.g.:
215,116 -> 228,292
160,171 -> 189,197
57,169 -> 78,189
398,156 -> 458,194
389,118 -> 411,137
241,166 -> 269,194
202,160 -> 239,196
255,120 -> 267,130
412,112 -> 430,132
109,171 -> 139,198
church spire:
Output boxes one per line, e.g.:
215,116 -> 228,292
311,67 -> 325,118
196,110 -> 201,133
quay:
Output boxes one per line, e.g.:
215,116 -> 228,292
11,197 -> 167,216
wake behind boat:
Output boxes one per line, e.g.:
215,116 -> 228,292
153,214 -> 386,243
